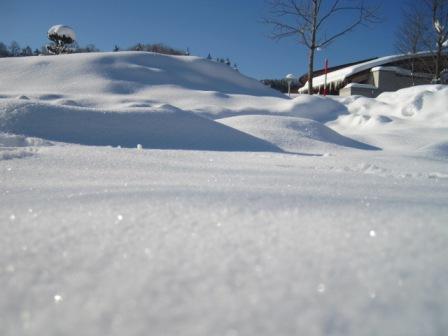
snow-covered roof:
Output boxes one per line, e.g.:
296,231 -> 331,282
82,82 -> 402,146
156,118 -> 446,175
370,66 -> 433,78
342,83 -> 376,89
48,25 -> 76,41
299,51 -> 444,93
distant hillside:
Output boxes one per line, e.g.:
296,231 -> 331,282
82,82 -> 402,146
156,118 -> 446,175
0,51 -> 282,98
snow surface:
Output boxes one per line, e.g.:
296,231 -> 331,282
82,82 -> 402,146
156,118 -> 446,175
0,52 -> 447,336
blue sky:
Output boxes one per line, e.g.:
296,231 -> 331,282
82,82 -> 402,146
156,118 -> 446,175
0,0 -> 406,79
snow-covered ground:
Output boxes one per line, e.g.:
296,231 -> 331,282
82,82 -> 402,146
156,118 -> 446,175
1,52 -> 447,336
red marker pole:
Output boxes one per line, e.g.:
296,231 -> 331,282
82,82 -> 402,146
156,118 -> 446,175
323,58 -> 329,96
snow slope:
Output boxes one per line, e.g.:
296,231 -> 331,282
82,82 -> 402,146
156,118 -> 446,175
0,51 -> 281,99
0,99 -> 279,151
0,52 -> 358,152
218,115 -> 379,153
329,85 -> 448,153
1,52 -> 448,336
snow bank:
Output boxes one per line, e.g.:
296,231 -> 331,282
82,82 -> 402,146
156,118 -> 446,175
0,52 -> 446,153
218,115 -> 379,153
0,51 -> 281,99
1,51 -> 448,336
326,85 -> 448,152
0,132 -> 51,147
418,141 -> 448,160
0,99 -> 279,152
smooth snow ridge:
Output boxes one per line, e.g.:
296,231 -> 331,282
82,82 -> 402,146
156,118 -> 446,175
0,51 -> 281,98
218,115 -> 379,153
0,99 -> 279,151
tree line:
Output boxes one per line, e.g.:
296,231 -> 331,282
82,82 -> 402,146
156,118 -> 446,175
0,40 -> 239,70
0,40 -> 100,57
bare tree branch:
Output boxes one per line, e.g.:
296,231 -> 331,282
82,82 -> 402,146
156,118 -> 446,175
264,0 -> 381,94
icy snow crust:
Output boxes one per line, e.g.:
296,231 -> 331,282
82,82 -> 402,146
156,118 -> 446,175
0,52 -> 448,336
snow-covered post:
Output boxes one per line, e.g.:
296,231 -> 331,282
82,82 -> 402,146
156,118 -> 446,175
47,25 -> 76,55
285,74 -> 295,97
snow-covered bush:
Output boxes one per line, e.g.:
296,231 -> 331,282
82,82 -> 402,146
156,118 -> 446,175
46,25 -> 76,55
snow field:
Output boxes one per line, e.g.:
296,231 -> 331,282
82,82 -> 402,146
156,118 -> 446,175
1,146 -> 448,336
1,51 -> 448,336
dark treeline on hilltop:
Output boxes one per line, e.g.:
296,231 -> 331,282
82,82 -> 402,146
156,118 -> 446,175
261,78 -> 300,93
0,40 -> 238,69
1,40 -> 235,62
0,40 -> 101,57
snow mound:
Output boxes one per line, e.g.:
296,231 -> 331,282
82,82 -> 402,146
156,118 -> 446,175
418,141 -> 448,159
218,115 -> 379,153
0,133 -> 46,160
1,52 -> 446,153
0,148 -> 36,160
288,95 -> 348,122
338,85 -> 448,127
0,100 -> 280,152
328,85 -> 448,151
0,52 -> 281,99
0,132 -> 51,147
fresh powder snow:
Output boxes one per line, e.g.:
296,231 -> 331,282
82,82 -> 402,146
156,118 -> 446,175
0,51 -> 447,336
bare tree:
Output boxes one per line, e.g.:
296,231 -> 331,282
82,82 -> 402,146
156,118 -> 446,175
265,0 -> 380,94
9,41 -> 21,57
396,4 -> 427,55
395,2 -> 428,85
423,0 -> 448,80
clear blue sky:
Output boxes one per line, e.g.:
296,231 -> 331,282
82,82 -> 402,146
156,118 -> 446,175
0,0 -> 406,79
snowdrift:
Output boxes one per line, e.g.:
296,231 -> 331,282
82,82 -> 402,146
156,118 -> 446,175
0,51 -> 282,98
334,85 -> 448,128
328,85 -> 448,152
0,52 -> 356,152
0,100 -> 280,151
418,141 -> 448,160
0,52 -> 447,153
218,115 -> 379,153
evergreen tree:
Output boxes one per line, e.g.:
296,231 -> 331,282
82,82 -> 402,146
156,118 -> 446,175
0,42 -> 9,57
47,26 -> 76,54
9,41 -> 20,57
20,46 -> 33,56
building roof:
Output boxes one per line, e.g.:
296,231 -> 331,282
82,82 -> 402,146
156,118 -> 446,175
298,57 -> 377,85
299,51 -> 446,93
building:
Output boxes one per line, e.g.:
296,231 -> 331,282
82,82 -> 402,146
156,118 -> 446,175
298,51 -> 448,97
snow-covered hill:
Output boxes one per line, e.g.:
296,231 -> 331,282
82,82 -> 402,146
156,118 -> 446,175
1,52 -> 447,336
2,51 -> 447,154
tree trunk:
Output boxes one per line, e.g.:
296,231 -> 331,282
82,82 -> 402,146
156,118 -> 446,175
307,47 -> 315,94
307,0 -> 319,95
435,40 -> 443,80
